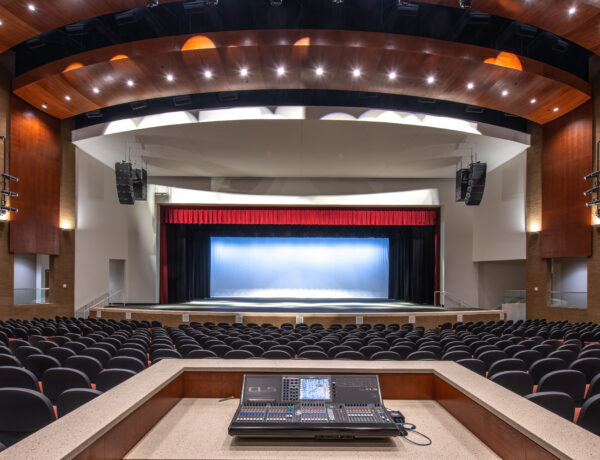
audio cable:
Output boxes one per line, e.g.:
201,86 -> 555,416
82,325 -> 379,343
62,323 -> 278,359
386,409 -> 432,447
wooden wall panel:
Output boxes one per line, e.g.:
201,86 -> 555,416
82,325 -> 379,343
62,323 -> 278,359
541,101 -> 593,258
433,377 -> 558,459
9,95 -> 61,255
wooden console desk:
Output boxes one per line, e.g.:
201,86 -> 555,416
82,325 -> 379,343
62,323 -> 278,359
1,360 -> 598,459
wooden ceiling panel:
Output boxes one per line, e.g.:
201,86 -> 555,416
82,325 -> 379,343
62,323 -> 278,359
12,30 -> 591,124
0,0 -> 598,56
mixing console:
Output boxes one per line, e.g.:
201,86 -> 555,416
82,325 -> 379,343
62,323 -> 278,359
228,374 -> 400,439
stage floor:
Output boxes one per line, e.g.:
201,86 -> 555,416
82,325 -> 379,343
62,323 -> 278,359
115,299 -> 481,314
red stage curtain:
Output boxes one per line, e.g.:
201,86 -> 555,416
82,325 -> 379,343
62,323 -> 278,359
160,222 -> 169,304
160,206 -> 439,226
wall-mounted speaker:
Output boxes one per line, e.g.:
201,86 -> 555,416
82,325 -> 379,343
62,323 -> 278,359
133,168 -> 147,201
115,162 -> 134,205
465,162 -> 487,206
455,168 -> 469,202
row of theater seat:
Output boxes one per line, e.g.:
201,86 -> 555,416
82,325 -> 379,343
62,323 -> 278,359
1,316 -> 600,447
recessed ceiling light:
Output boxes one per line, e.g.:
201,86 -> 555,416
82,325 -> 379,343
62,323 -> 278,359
0,20 -> 3,26
568,7 -> 576,15
93,87 -> 100,94
427,76 -> 435,84
388,71 -> 397,80
64,96 -> 71,101
166,74 -> 174,82
28,4 -> 36,12
315,67 -> 324,76
41,104 -> 47,109
127,80 -> 134,87
553,107 -> 559,112
530,98 -> 537,104
240,67 -> 248,77
352,68 -> 361,78
204,70 -> 213,79
277,66 -> 285,76
467,82 -> 474,90
502,90 -> 509,96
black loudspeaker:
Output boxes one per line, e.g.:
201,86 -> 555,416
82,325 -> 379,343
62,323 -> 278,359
133,168 -> 147,201
455,168 -> 469,202
115,162 -> 134,205
465,162 -> 487,206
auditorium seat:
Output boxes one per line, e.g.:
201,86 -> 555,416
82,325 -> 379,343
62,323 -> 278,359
186,349 -> 218,359
490,371 -> 533,396
239,344 -> 264,357
116,347 -> 148,365
36,341 -> 58,353
8,339 -> 30,354
456,358 -> 486,377
529,358 -> 567,385
65,356 -> 103,383
513,350 -> 543,368
370,351 -> 401,360
487,358 -> 527,378
14,345 -> 42,364
407,350 -> 437,361
547,349 -> 577,365
107,356 -> 145,373
577,394 -> 600,435
537,370 -> 586,404
262,350 -> 292,359
63,341 -> 87,354
568,357 -> 600,383
24,354 -> 61,380
224,350 -> 254,359
441,350 -> 472,361
96,369 -> 137,392
298,350 -> 328,360
0,366 -> 39,391
0,388 -> 56,446
333,351 -> 365,360
46,347 -> 76,366
80,347 -> 112,367
208,344 -> 233,357
178,344 -> 202,357
0,354 -> 21,367
503,344 -> 527,357
525,392 -> 576,421
41,368 -> 91,403
56,388 -> 102,418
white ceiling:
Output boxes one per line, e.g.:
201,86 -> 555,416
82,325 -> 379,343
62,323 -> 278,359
74,110 -> 529,180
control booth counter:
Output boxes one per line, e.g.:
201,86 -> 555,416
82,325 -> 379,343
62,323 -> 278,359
229,375 -> 402,439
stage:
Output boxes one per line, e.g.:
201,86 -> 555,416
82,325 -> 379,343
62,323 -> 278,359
94,300 -> 501,330
116,299 -> 464,314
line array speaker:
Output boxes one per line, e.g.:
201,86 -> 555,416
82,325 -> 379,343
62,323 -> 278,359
115,162 -> 134,205
455,168 -> 469,202
133,168 -> 147,201
465,162 -> 487,206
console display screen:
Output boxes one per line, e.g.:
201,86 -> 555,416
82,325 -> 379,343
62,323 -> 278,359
300,378 -> 330,400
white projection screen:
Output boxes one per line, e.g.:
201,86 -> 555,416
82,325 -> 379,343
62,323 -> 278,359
210,237 -> 389,299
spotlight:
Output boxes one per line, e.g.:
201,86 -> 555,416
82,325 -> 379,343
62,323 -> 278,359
459,0 -> 472,8
93,88 -> 100,94
1,190 -> 18,197
127,80 -> 134,87
145,0 -> 159,7
427,76 -> 435,84
204,70 -> 213,79
388,72 -> 397,80
315,67 -> 324,76
1,173 -> 18,182
277,66 -> 285,76
0,205 -> 18,213
467,82 -> 474,90
270,0 -> 283,6
240,67 -> 248,77
352,68 -> 361,78
166,74 -> 174,82
530,99 -> 536,104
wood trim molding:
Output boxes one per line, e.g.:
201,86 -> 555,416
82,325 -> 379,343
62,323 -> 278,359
71,371 -> 556,459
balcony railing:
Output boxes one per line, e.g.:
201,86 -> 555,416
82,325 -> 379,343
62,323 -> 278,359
13,288 -> 52,305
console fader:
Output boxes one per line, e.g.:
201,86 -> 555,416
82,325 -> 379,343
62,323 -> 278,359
228,374 -> 400,439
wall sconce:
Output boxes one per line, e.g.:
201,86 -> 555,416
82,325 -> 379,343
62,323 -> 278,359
528,222 -> 541,233
60,220 -> 74,230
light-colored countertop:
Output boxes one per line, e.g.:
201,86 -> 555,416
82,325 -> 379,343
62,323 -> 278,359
2,360 -> 599,460
125,398 -> 499,460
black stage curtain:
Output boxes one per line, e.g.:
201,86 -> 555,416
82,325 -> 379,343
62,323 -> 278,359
166,225 -> 436,305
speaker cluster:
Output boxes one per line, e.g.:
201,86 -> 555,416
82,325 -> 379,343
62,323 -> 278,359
456,162 -> 487,206
115,161 -> 147,205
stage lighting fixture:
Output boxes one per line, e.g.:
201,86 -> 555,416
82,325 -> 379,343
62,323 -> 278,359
1,173 -> 18,182
397,1 -> 419,16
146,0 -> 159,7
584,170 -> 600,180
585,186 -> 600,196
0,205 -> 18,213
1,190 -> 18,197
332,0 -> 344,4
459,0 -> 472,8
270,0 -> 283,6
587,199 -> 600,207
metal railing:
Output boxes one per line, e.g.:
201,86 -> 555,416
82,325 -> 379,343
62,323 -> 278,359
13,288 -> 52,305
548,291 -> 587,310
504,290 -> 526,304
76,289 -> 124,319
433,291 -> 473,309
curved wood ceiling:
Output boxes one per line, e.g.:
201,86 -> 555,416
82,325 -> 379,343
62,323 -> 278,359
0,0 -> 600,55
12,30 -> 590,124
